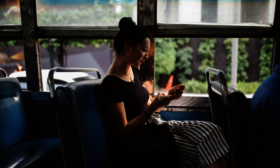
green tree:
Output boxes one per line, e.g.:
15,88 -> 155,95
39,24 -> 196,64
175,38 -> 193,83
36,4 -> 135,26
198,38 -> 216,81
0,40 -> 23,47
259,38 -> 273,82
0,3 -> 135,26
155,38 -> 176,84
224,38 -> 249,81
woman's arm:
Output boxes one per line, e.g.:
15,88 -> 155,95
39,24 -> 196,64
106,93 -> 175,138
106,102 -> 149,137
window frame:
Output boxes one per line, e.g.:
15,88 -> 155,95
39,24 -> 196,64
37,26 -> 118,38
0,25 -> 22,39
156,24 -> 274,38
0,0 -> 279,97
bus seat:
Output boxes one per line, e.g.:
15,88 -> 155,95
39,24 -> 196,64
55,79 -> 107,168
0,77 -> 61,167
205,68 -> 257,168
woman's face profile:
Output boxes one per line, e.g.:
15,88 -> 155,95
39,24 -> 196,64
127,38 -> 150,67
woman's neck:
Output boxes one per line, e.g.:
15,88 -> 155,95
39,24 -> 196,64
113,56 -> 131,75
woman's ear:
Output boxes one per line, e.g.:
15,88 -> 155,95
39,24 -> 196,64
124,41 -> 131,51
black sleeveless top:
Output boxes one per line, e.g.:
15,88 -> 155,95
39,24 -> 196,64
101,66 -> 149,122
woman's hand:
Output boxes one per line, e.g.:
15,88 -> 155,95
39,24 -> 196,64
154,92 -> 175,107
147,92 -> 175,113
146,85 -> 185,114
168,84 -> 185,100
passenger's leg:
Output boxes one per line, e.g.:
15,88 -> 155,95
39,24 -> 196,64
168,120 -> 229,167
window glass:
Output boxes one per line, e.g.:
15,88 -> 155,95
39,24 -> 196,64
0,40 -> 26,87
0,40 -> 24,76
0,1 -> 21,25
39,38 -> 113,91
155,38 -> 273,98
36,0 -> 137,26
157,0 -> 276,25
0,39 -> 113,91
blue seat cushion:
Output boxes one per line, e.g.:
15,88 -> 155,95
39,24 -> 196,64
0,138 -> 60,168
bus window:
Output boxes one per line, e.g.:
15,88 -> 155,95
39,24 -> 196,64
36,0 -> 137,26
157,0 -> 276,25
0,40 -> 24,75
155,38 -> 274,98
0,0 -> 279,167
0,0 -> 21,25
38,38 -> 113,90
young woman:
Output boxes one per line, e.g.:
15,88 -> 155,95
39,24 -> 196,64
101,17 -> 229,168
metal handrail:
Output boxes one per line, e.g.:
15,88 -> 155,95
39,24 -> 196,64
0,68 -> 8,78
205,67 -> 229,105
47,67 -> 101,98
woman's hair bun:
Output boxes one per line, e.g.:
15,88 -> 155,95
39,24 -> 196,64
119,17 -> 136,30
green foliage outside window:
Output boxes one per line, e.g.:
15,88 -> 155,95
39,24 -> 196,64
181,79 -> 260,94
174,38 -> 193,83
198,38 -> 216,81
224,38 -> 249,82
0,40 -> 23,47
36,4 -> 134,26
155,38 -> 176,84
0,3 -> 135,26
231,81 -> 261,94
183,78 -> 207,93
0,13 -> 21,25
259,38 -> 273,82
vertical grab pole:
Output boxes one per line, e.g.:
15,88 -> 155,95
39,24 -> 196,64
231,38 -> 238,89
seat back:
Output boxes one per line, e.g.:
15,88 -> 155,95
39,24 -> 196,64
0,68 -> 8,78
0,78 -> 28,150
207,81 -> 231,134
48,67 -> 106,168
55,80 -> 106,168
206,68 -> 257,168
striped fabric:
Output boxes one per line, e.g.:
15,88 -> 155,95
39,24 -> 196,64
152,115 -> 229,167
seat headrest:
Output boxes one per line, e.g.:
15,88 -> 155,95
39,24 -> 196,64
211,81 -> 236,96
61,79 -> 102,111
0,78 -> 21,97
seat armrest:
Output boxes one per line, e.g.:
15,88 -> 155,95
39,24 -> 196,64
0,138 -> 60,168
